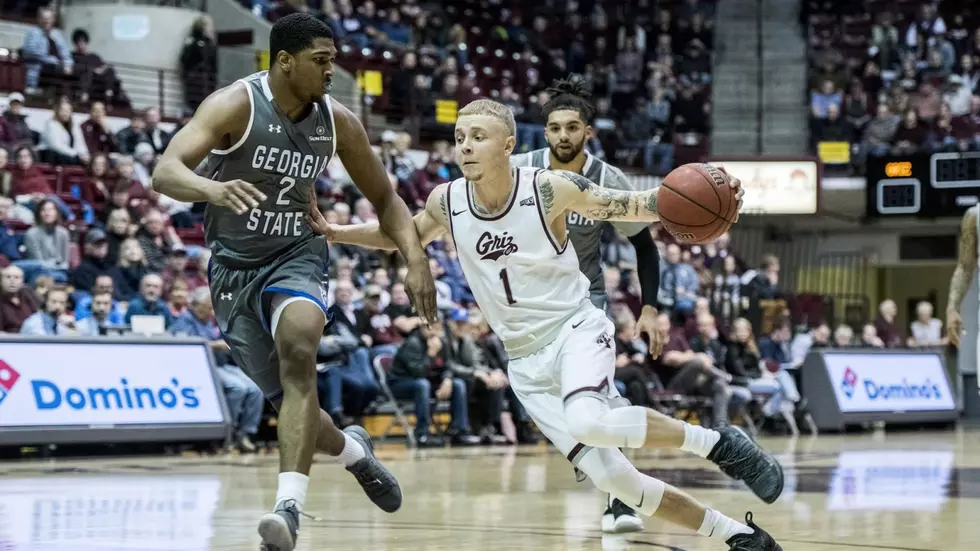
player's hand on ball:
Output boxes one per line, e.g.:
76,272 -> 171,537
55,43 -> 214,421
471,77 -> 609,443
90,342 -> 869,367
715,166 -> 745,222
208,179 -> 266,215
947,309 -> 963,348
636,305 -> 664,359
405,257 -> 439,326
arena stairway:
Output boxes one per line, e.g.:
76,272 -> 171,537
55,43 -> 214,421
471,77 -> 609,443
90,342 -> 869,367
710,0 -> 762,156
761,0 -> 810,155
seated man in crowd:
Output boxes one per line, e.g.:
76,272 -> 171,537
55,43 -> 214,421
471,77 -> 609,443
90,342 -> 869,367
170,288 -> 263,452
75,289 -> 113,336
444,308 -> 505,444
316,317 -> 378,428
757,318 -> 802,411
652,312 -> 735,428
74,274 -> 125,324
389,317 -> 479,447
689,312 -> 749,421
124,273 -> 173,328
20,285 -> 72,335
0,265 -> 38,333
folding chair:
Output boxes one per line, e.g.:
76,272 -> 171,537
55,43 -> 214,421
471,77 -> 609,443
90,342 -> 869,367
371,353 -> 417,447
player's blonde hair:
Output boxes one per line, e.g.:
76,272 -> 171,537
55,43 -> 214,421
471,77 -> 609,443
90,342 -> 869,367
457,99 -> 516,137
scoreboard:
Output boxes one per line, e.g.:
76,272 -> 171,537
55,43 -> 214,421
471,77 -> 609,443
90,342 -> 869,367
866,152 -> 980,218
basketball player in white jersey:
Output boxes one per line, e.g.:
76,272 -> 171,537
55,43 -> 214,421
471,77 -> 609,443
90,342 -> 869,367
946,205 -> 977,348
511,77 -> 663,534
308,100 -> 784,550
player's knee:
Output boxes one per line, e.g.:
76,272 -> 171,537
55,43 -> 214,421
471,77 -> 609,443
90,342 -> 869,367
565,397 -> 607,446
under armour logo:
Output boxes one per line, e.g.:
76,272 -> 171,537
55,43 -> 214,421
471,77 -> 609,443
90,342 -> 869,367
220,293 -> 233,300
269,124 -> 282,133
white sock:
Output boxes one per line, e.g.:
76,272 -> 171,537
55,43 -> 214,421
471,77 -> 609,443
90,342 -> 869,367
680,424 -> 721,458
336,432 -> 367,466
698,508 -> 753,540
275,472 -> 310,511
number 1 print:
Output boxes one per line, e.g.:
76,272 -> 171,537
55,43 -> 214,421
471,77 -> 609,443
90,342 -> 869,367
499,268 -> 517,305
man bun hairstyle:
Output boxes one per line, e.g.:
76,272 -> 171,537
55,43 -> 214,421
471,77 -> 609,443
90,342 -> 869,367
270,13 -> 334,62
543,76 -> 595,122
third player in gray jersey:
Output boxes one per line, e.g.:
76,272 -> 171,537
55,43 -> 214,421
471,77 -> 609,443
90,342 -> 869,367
511,77 -> 665,535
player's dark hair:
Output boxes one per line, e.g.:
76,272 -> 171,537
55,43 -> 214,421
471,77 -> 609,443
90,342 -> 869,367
543,76 -> 595,123
270,13 -> 334,61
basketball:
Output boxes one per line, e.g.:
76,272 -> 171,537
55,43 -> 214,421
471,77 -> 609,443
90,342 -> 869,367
657,163 -> 737,244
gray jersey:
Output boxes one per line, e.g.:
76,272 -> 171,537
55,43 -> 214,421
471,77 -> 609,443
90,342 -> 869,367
205,71 -> 336,268
511,148 -> 649,294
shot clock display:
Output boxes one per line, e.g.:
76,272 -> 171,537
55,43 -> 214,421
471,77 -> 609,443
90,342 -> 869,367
866,153 -> 980,218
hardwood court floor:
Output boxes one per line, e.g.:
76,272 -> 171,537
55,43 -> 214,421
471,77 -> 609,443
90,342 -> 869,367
0,429 -> 976,551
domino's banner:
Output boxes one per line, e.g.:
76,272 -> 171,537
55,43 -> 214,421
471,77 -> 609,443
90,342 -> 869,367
0,341 -> 225,427
823,352 -> 955,413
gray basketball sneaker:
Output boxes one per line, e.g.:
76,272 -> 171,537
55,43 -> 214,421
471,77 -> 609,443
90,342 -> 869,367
258,499 -> 300,551
344,425 -> 403,513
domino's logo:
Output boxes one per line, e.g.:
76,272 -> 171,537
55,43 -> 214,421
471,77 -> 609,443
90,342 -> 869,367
0,360 -> 21,406
841,367 -> 858,399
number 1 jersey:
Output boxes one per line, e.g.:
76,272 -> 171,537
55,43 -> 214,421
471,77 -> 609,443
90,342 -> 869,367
446,167 -> 591,358
204,71 -> 336,268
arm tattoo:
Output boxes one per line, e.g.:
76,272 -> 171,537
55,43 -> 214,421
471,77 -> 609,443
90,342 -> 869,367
646,190 -> 658,215
539,179 -> 556,214
585,188 -> 631,220
554,169 -> 594,192
948,208 -> 978,312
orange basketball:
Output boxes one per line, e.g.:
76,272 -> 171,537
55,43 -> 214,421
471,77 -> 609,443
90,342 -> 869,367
657,163 -> 736,244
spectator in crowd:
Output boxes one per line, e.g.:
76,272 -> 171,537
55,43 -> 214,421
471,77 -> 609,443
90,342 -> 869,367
654,312 -> 735,428
0,265 -> 37,332
612,310 -> 654,408
389,317 -> 478,447
81,101 -> 117,155
138,209 -> 182,273
167,278 -> 189,318
22,199 -> 71,281
746,254 -> 782,300
360,283 -> 402,354
22,7 -> 73,95
833,324 -> 855,347
862,104 -> 900,157
725,318 -> 787,422
103,208 -> 134,265
70,228 -> 112,293
860,323 -> 885,348
317,316 -> 378,428
790,322 -> 831,365
160,248 -> 189,296
327,278 -> 365,338
74,289 -> 114,336
71,29 -> 125,107
124,273 -> 172,327
758,317 -> 793,366
10,147 -> 70,221
180,17 -> 218,110
20,285 -> 71,335
74,273 -> 124,324
116,114 -> 150,155
873,299 -> 902,347
891,109 -> 928,154
444,308 -> 503,444
109,237 -> 150,302
690,311 -> 749,418
812,103 -> 854,146
142,107 -> 171,155
659,243 -> 699,313
0,94 -> 34,152
811,80 -> 845,119
908,300 -> 945,347
171,288 -> 263,452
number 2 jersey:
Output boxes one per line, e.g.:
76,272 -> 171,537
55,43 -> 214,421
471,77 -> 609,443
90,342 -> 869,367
204,71 -> 336,268
446,167 -> 591,358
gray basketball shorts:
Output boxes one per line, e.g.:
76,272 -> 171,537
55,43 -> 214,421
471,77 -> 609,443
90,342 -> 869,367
208,249 -> 328,402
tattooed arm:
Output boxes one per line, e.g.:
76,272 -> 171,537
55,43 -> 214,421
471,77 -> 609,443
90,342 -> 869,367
538,169 -> 660,223
310,184 -> 449,251
946,206 -> 978,347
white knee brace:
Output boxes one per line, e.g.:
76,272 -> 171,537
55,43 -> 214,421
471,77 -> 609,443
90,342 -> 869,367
576,447 -> 666,517
565,396 -> 648,449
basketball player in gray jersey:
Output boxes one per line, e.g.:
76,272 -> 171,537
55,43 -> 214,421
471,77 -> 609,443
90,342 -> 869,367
511,78 -> 664,534
152,14 -> 437,551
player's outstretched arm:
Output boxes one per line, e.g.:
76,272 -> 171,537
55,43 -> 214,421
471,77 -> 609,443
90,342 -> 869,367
538,169 -> 661,223
307,185 -> 450,250
331,98 -> 438,321
151,84 -> 267,213
947,206 -> 978,347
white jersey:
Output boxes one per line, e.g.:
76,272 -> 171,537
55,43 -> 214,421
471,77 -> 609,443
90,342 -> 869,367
446,167 -> 591,358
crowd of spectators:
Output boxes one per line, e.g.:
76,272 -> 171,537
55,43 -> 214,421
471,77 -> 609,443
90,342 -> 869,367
248,0 -> 716,176
805,0 -> 980,173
